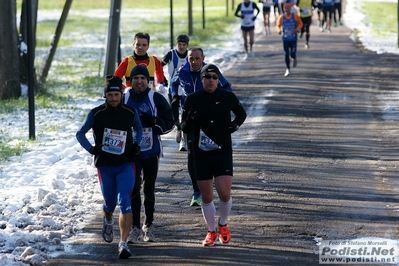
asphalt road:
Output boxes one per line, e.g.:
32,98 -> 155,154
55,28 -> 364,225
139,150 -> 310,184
46,15 -> 399,266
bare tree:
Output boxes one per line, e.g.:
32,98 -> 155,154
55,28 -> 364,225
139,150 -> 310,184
0,0 -> 20,100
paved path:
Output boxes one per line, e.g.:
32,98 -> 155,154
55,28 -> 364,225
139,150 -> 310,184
47,15 -> 399,266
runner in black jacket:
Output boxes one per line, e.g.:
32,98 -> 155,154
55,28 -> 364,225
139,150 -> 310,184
180,64 -> 246,246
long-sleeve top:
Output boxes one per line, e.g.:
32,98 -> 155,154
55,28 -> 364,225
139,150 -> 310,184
124,88 -> 175,159
181,88 -> 247,155
76,102 -> 142,167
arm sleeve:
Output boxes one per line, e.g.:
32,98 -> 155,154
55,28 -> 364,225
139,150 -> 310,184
76,111 -> 95,153
276,15 -> 283,32
153,93 -> 175,135
180,96 -> 194,133
170,70 -> 181,98
154,56 -> 165,83
132,109 -> 143,144
231,95 -> 247,127
253,2 -> 261,16
114,57 -> 129,79
162,51 -> 172,66
234,4 -> 241,17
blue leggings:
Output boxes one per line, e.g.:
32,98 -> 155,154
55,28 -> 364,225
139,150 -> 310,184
97,162 -> 135,214
283,40 -> 297,69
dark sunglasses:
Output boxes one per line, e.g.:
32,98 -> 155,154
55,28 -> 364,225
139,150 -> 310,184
203,74 -> 219,80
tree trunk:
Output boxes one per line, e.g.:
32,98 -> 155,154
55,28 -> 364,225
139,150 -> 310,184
0,0 -> 20,100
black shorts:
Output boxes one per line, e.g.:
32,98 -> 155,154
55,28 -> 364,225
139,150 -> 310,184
241,26 -> 255,32
263,6 -> 271,13
195,151 -> 233,181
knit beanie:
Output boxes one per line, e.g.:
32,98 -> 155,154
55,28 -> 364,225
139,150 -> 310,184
130,65 -> 150,83
104,75 -> 122,97
200,63 -> 222,78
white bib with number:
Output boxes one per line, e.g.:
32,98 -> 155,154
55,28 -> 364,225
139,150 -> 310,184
102,128 -> 128,155
140,127 -> 153,152
198,129 -> 221,151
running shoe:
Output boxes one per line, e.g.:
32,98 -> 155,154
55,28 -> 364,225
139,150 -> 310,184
118,241 -> 131,259
334,22 -> 338,27
102,217 -> 113,243
304,43 -> 309,49
190,192 -> 202,206
293,59 -> 297,68
142,224 -> 155,242
175,128 -> 182,143
218,223 -> 231,244
127,227 -> 142,243
284,69 -> 290,77
179,140 -> 187,151
202,231 -> 217,246
339,20 -> 343,26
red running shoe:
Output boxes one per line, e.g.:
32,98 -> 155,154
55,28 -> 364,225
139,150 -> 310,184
218,223 -> 231,244
202,231 -> 217,246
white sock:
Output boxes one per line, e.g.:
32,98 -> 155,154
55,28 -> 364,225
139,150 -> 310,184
218,197 -> 232,226
104,217 -> 114,225
201,201 -> 216,232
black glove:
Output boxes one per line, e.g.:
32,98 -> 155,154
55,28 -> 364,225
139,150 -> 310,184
188,106 -> 200,121
171,95 -> 180,109
130,143 -> 141,158
89,145 -> 102,155
227,122 -> 239,134
252,16 -> 256,21
140,112 -> 156,127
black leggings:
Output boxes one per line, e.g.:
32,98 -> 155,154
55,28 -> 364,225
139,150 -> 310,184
334,2 -> 342,23
131,156 -> 159,227
283,40 -> 297,69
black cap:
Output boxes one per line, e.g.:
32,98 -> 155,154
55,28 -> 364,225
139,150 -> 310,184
176,34 -> 189,44
200,64 -> 222,78
104,75 -> 122,97
130,65 -> 150,84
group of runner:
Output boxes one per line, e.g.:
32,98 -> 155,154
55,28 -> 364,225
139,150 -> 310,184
236,0 -> 343,76
76,29 -> 247,258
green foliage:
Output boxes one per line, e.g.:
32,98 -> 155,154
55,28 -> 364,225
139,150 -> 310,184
361,2 -> 397,37
0,142 -> 25,162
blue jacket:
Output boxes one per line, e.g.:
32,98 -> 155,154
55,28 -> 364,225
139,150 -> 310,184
170,62 -> 232,104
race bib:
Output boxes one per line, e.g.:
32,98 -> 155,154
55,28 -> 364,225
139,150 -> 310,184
102,128 -> 127,155
198,129 -> 221,151
139,127 -> 153,152
243,16 -> 252,26
301,7 -> 310,16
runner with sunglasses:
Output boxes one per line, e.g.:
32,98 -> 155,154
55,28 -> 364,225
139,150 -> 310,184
170,47 -> 232,207
180,64 -> 247,246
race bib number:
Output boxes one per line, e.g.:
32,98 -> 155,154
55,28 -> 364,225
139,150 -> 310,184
301,7 -> 310,15
198,129 -> 221,151
139,127 -> 153,152
283,28 -> 295,38
102,128 -> 127,155
243,16 -> 252,26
